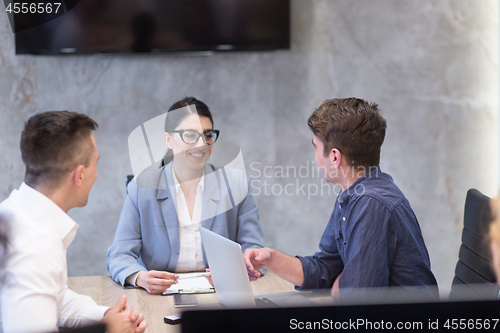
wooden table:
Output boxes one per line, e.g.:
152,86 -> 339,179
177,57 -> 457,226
67,272 -> 302,333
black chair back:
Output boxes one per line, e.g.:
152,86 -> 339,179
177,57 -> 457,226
449,189 -> 499,299
126,175 -> 134,192
59,324 -> 106,333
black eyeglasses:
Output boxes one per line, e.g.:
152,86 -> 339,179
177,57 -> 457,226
170,129 -> 220,145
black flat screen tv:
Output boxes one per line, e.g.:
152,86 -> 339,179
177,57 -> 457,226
15,0 -> 290,55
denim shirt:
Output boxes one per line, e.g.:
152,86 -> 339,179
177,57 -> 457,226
297,166 -> 437,297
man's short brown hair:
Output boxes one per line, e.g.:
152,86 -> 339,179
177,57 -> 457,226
307,98 -> 386,168
21,111 -> 98,189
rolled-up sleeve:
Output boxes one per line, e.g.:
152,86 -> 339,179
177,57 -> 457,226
296,218 -> 343,290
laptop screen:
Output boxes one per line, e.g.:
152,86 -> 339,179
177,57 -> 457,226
199,227 -> 256,308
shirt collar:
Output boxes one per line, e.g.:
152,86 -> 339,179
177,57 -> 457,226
18,182 -> 79,248
172,168 -> 205,194
338,165 -> 381,204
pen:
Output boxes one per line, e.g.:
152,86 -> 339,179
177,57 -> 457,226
177,273 -> 208,280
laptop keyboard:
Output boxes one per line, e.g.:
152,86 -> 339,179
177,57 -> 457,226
255,297 -> 278,308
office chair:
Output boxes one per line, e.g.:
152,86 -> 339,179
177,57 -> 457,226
125,156 -> 168,192
126,175 -> 134,190
449,189 -> 499,299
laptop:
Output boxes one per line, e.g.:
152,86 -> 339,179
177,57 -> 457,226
199,227 -> 316,308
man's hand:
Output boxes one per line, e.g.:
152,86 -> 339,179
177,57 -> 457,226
243,248 -> 272,281
331,273 -> 341,299
102,295 -> 147,333
244,248 -> 304,286
136,270 -> 178,294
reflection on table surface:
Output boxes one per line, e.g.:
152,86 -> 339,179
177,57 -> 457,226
68,271 -> 333,333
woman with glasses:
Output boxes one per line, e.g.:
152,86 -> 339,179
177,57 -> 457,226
106,97 -> 264,294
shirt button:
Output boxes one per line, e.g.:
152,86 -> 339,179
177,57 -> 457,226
342,217 -> 346,221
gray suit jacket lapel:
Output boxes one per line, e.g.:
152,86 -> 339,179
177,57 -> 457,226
158,163 -> 180,272
201,164 -> 221,232
200,165 -> 222,267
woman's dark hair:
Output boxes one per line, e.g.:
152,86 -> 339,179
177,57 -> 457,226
165,97 -> 213,132
162,97 -> 213,166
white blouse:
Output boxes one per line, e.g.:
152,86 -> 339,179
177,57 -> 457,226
172,169 -> 206,272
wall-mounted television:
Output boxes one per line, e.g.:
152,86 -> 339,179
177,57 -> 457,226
15,0 -> 290,55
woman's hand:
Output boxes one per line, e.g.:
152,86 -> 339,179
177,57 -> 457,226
205,268 -> 214,287
136,270 -> 178,294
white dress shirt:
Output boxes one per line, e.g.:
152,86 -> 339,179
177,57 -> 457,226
0,183 -> 107,333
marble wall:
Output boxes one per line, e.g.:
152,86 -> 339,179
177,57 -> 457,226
0,0 -> 498,293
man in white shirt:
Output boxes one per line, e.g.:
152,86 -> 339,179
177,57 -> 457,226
0,111 -> 147,333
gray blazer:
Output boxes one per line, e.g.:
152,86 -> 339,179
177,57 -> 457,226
106,162 -> 264,286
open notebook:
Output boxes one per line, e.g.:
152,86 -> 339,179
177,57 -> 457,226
163,272 -> 215,295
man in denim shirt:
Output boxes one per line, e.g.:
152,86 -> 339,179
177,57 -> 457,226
244,98 -> 437,300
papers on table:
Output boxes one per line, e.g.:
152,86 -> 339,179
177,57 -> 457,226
163,272 -> 215,295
